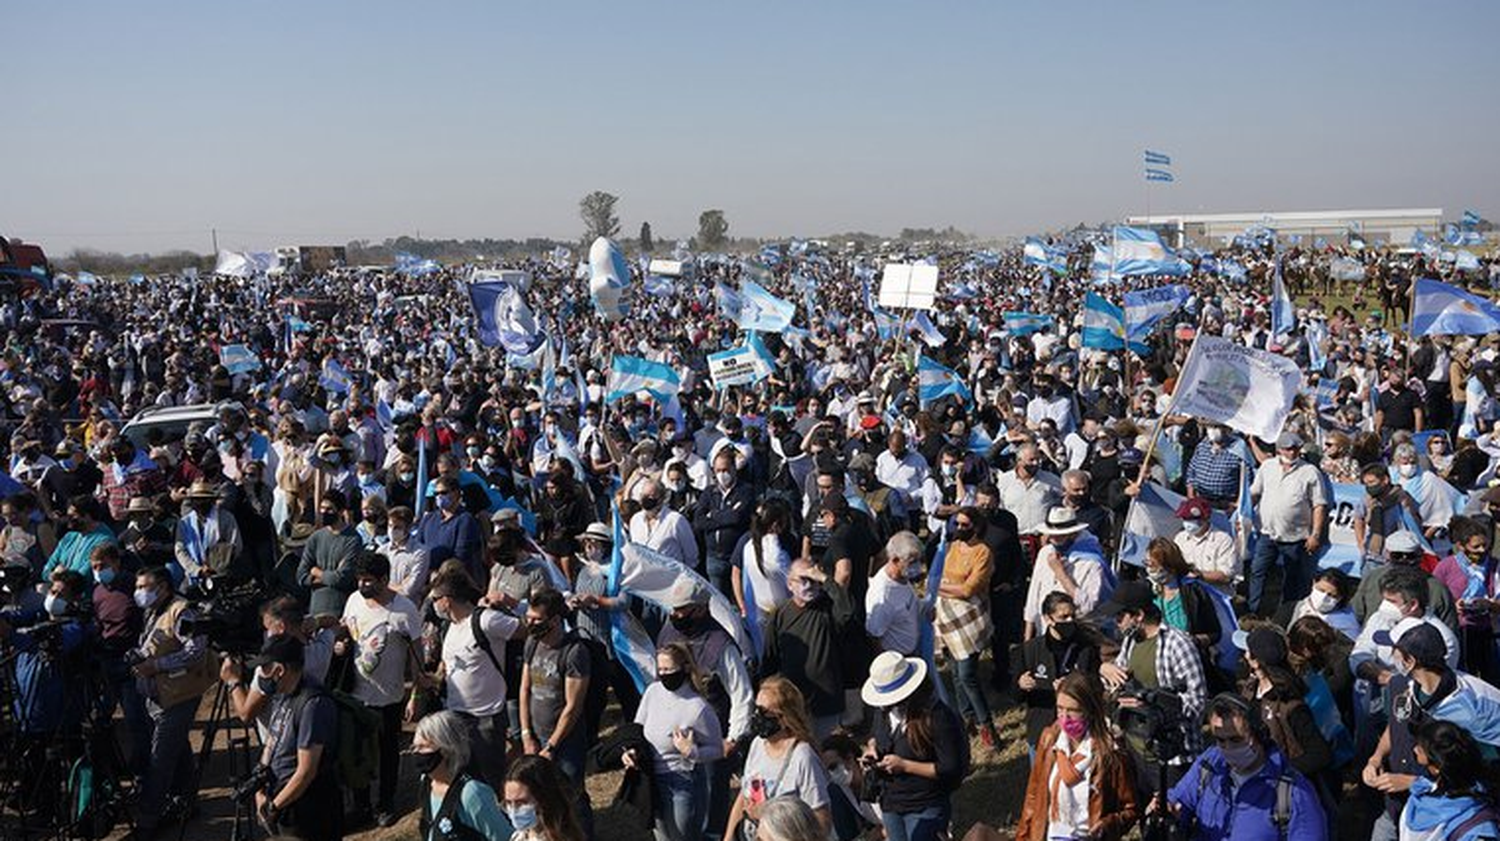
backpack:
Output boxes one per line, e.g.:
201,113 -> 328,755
290,686 -> 382,792
468,606 -> 508,676
525,632 -> 610,740
1196,761 -> 1294,839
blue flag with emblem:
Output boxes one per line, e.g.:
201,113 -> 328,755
917,355 -> 971,407
1410,278 -> 1500,336
469,281 -> 541,354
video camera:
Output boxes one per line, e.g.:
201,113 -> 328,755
1113,684 -> 1186,759
178,578 -> 267,656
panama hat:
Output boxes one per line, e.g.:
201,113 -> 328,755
1038,506 -> 1088,537
862,651 -> 928,708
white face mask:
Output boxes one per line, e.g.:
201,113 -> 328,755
1181,519 -> 1205,536
1377,599 -> 1403,619
1310,590 -> 1339,614
1398,463 -> 1418,479
1205,427 -> 1225,444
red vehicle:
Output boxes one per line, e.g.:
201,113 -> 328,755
0,235 -> 52,296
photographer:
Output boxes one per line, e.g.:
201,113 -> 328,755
860,652 -> 968,841
0,568 -> 92,734
1163,694 -> 1327,841
1098,581 -> 1208,801
130,564 -> 217,837
252,634 -> 342,841
221,595 -> 335,731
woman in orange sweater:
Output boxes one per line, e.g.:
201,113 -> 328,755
935,506 -> 996,748
1014,672 -> 1139,841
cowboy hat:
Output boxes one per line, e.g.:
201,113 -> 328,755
184,479 -> 220,500
861,651 -> 928,708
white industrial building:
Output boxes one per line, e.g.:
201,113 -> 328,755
1125,208 -> 1443,249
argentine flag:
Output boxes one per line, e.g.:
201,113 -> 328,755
1004,312 -> 1054,336
873,308 -> 902,341
1270,261 -> 1295,338
1023,238 -> 1067,274
912,311 -> 946,348
1123,284 -> 1190,347
713,282 -> 743,321
319,357 -> 352,395
738,280 -> 795,333
1112,226 -> 1189,276
1144,150 -> 1171,166
1081,292 -> 1128,352
1410,278 -> 1500,337
606,355 -> 682,403
917,355 -> 972,408
1090,244 -> 1118,283
219,344 -> 261,375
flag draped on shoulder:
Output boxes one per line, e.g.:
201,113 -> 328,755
917,355 -> 971,407
606,355 -> 682,403
1410,278 -> 1500,337
1172,335 -> 1305,442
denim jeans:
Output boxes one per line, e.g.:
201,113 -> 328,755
704,552 -> 734,602
880,802 -> 950,841
1370,809 -> 1398,841
951,652 -> 992,725
1249,538 -> 1311,616
135,696 -> 198,831
653,765 -> 710,841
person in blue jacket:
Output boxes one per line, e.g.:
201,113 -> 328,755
1163,693 -> 1327,841
1401,720 -> 1500,841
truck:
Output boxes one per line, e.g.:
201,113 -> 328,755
271,245 -> 347,277
0,234 -> 52,296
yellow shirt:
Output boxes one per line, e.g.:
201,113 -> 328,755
941,540 -> 993,600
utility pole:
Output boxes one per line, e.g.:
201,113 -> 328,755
211,228 -> 218,254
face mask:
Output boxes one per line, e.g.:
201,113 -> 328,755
902,563 -> 927,583
1147,569 -> 1172,586
750,708 -> 782,739
43,594 -> 68,617
1393,655 -> 1414,676
412,750 -> 443,776
505,804 -> 538,831
715,470 -> 734,489
1279,453 -> 1298,466
953,526 -> 974,541
358,582 -> 383,600
94,567 -> 117,586
399,471 -> 416,484
1366,483 -> 1386,498
1221,741 -> 1260,772
1310,590 -> 1339,614
941,464 -> 957,479
828,764 -> 852,788
1377,600 -> 1403,619
659,670 -> 687,692
1059,715 -> 1089,741
665,478 -> 686,493
1051,620 -> 1077,641
1181,519 -> 1204,536
640,496 -> 662,512
437,494 -> 457,511
1398,463 -> 1418,478
527,618 -> 554,637
466,446 -> 482,459
1205,428 -> 1224,444
134,588 -> 159,610
254,666 -> 279,697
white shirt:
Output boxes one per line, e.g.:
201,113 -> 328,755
1025,543 -> 1106,633
1046,731 -> 1094,840
629,508 -> 699,569
995,469 -> 1062,535
1173,527 -> 1239,594
866,570 -> 921,656
442,607 -> 521,717
875,449 -> 930,500
1351,607 -> 1459,677
341,593 -> 423,707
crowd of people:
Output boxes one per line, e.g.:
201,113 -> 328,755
0,231 -> 1498,841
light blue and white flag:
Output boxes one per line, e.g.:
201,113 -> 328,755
76,271 -> 99,285
1410,278 -> 1500,336
1081,292 -> 1127,351
1172,335 -> 1304,441
1464,210 -> 1482,228
1456,251 -> 1482,272
1307,319 -> 1328,372
1023,238 -> 1068,274
468,281 -> 541,354
642,275 -> 675,297
1317,482 -> 1364,576
917,355 -> 972,407
1145,169 -> 1174,183
1112,227 -> 1188,276
1144,150 -> 1172,166
1444,224 -> 1484,247
219,344 -> 261,375
1004,312 -> 1054,336
738,280 -> 796,333
606,355 -> 682,403
540,338 -> 558,403
1090,244 -> 1118,283
713,282 -> 743,321
1271,260 -> 1295,338
917,535 -> 953,706
947,279 -> 979,300
1123,284 -> 1190,346
319,357 -> 352,394
873,309 -> 902,341
912,311 -> 946,348
967,425 -> 996,457
1219,261 -> 1248,282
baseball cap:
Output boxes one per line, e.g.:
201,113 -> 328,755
1375,618 -> 1447,669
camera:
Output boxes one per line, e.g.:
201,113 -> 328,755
178,579 -> 268,656
1113,684 -> 1185,758
858,755 -> 887,803
232,763 -> 276,804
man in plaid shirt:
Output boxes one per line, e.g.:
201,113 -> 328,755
1098,580 -> 1208,800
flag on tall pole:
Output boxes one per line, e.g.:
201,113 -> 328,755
1270,260 -> 1295,338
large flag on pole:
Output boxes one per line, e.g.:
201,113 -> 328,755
917,355 -> 972,407
738,280 -> 796,333
1410,278 -> 1500,337
1270,260 -> 1295,338
606,355 -> 682,403
1171,335 -> 1305,441
1123,284 -> 1190,347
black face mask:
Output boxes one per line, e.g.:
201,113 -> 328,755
641,496 -> 662,512
659,671 -> 687,692
952,526 -> 974,541
670,613 -> 702,634
749,708 -> 782,739
1051,621 -> 1077,642
358,583 -> 383,600
412,750 -> 443,776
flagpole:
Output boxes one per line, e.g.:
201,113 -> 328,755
1131,327 -> 1205,491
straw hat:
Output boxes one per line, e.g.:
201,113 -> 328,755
861,651 -> 928,708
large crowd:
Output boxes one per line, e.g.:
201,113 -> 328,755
2,231 -> 1500,841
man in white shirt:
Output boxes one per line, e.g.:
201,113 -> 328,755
1249,432 -> 1328,617
875,430 -> 929,508
1172,497 -> 1238,596
865,531 -> 925,655
1024,508 -> 1110,640
1351,565 -> 1460,687
425,572 -> 519,790
629,477 -> 699,571
341,552 -> 423,827
995,443 -> 1062,538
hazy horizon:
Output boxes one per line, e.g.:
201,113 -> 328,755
11,1 -> 1498,255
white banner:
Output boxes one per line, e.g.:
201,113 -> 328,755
1172,336 -> 1304,441
708,346 -> 766,389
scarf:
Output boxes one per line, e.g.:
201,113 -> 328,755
1049,734 -> 1093,824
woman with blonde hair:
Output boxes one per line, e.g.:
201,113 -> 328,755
726,676 -> 831,841
1014,672 -> 1138,841
628,642 -> 725,841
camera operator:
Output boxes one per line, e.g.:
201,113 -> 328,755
88,543 -> 148,770
130,564 -> 217,837
1098,581 -> 1208,802
220,596 -> 335,731
1160,694 -> 1327,841
251,634 -> 342,841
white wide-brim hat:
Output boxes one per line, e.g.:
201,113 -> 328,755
861,651 -> 928,708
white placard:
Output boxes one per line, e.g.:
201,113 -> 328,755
877,263 -> 939,311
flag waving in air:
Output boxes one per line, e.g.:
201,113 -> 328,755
917,355 -> 972,407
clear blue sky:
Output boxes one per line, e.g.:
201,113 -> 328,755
10,0 -> 1498,254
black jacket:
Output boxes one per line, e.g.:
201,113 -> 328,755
589,722 -> 656,829
693,481 -> 756,558
1013,631 -> 1102,746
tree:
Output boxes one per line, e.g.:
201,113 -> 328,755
639,222 -> 655,253
697,209 -> 729,251
579,191 -> 621,242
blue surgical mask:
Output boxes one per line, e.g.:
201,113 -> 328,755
94,567 -> 117,586
505,803 -> 537,831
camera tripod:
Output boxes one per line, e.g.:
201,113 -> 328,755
176,673 -> 264,841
